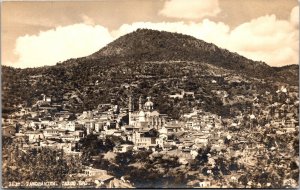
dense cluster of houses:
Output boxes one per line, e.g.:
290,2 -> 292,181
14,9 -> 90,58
2,83 -> 299,188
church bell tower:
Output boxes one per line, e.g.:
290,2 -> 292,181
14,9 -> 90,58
139,96 -> 143,111
128,95 -> 133,125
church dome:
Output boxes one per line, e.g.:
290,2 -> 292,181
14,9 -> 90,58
144,101 -> 154,107
144,97 -> 154,109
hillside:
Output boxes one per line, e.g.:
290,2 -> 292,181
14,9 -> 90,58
88,29 -> 274,79
2,29 -> 299,117
273,65 -> 299,85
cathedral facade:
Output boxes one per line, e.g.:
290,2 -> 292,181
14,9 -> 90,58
128,96 -> 166,129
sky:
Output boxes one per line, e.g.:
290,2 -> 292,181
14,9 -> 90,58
2,0 -> 299,68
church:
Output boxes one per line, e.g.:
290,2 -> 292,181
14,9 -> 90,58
128,95 -> 166,129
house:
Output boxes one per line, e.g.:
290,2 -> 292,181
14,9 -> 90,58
282,127 -> 296,133
85,121 -> 95,130
183,110 -> 198,119
162,143 -> 174,151
40,120 -> 55,126
113,144 -> 134,153
83,167 -> 109,176
185,120 -> 202,130
40,140 -> 57,148
95,122 -> 105,132
14,133 -> 28,143
108,178 -> 133,188
158,126 -> 168,141
198,181 -> 211,188
25,131 -> 45,142
184,91 -> 195,98
169,91 -> 194,99
190,149 -> 198,159
186,121 -> 194,128
58,121 -> 76,132
194,136 -> 209,145
29,121 -> 42,129
283,179 -> 298,187
60,135 -> 76,142
165,124 -> 181,132
112,131 -> 124,137
82,167 -> 114,187
17,108 -> 29,116
65,121 -> 76,132
73,130 -> 85,138
169,91 -> 184,99
121,83 -> 130,88
131,131 -> 157,148
62,143 -> 72,153
43,128 -> 59,137
122,125 -> 140,132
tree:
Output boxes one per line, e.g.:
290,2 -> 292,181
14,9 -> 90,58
238,175 -> 248,187
116,151 -> 134,166
195,146 -> 211,166
79,134 -> 116,164
2,147 -> 82,186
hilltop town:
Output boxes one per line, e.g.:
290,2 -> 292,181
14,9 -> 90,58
2,29 -> 299,188
2,77 -> 299,188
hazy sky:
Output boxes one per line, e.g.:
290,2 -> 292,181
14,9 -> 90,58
2,0 -> 299,68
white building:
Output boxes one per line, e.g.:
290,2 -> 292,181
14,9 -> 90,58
113,144 -> 134,153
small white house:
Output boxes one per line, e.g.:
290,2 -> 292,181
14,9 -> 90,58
198,181 -> 211,188
113,144 -> 134,153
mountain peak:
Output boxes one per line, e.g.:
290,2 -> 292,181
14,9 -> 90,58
88,28 -> 272,78
88,28 -> 213,59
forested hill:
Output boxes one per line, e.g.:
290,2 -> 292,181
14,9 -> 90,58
2,29 -> 298,117
88,29 -> 273,79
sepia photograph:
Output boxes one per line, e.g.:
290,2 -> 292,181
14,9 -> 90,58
1,0 -> 299,188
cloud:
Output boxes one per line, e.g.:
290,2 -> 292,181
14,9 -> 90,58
159,0 -> 221,19
6,24 -> 113,68
226,11 -> 298,67
5,6 -> 298,68
115,8 -> 298,67
290,6 -> 299,28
